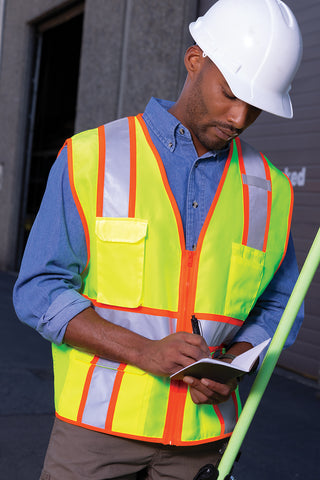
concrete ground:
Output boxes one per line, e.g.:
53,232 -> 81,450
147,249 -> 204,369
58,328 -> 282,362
1,271 -> 319,479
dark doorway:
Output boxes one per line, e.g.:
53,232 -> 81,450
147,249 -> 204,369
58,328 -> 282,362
17,5 -> 84,265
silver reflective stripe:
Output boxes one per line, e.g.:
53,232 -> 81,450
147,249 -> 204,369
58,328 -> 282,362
217,396 -> 238,433
242,174 -> 271,191
96,358 -> 121,369
199,319 -> 241,348
81,366 -> 118,428
103,117 -> 131,218
95,305 -> 177,340
95,307 -> 238,346
81,306 -> 177,430
240,140 -> 270,251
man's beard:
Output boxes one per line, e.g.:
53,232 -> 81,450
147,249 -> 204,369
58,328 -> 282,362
184,82 -> 238,151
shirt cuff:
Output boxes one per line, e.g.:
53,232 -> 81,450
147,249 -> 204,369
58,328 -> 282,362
37,289 -> 91,345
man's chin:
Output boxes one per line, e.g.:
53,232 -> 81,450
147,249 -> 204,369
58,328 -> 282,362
200,136 -> 231,152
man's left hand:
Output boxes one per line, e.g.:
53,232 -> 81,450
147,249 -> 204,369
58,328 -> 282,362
182,375 -> 238,405
182,341 -> 253,405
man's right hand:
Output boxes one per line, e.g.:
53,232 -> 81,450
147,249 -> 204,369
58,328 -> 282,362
137,332 -> 211,377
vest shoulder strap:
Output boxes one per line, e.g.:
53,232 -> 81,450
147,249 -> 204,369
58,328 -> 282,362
236,138 -> 291,252
102,117 -> 132,217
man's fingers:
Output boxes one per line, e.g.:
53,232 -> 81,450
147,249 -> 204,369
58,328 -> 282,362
182,332 -> 211,357
179,342 -> 209,363
186,332 -> 211,349
183,375 -> 238,405
143,332 -> 210,376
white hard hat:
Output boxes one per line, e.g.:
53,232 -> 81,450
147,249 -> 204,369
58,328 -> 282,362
189,0 -> 303,118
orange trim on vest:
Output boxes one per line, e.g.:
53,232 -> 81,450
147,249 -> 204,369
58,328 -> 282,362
163,380 -> 188,444
165,253 -> 197,445
77,355 -> 100,422
177,250 -> 196,332
128,116 -> 137,217
236,138 -> 250,246
105,363 -> 127,432
96,125 -> 106,217
83,294 -> 244,326
67,138 -> 90,273
231,391 -> 240,421
198,142 -> 233,253
213,404 -> 225,435
83,294 -> 178,318
163,253 -> 198,443
196,313 -> 243,326
136,114 -> 185,252
261,153 -> 272,252
56,411 -> 232,446
278,173 -> 294,270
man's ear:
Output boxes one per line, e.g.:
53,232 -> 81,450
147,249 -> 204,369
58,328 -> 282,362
184,45 -> 205,76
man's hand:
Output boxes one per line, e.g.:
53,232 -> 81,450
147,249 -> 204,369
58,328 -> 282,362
181,342 -> 254,405
182,375 -> 238,405
139,332 -> 211,377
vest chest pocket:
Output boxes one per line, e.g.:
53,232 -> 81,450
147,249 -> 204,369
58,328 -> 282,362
224,243 -> 265,320
95,218 -> 148,308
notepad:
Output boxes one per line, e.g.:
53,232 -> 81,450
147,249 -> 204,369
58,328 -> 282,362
170,339 -> 271,383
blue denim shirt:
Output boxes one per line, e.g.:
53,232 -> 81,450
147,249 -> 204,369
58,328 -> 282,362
13,97 -> 303,352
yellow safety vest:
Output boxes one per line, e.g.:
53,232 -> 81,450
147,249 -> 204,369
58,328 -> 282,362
52,114 -> 293,446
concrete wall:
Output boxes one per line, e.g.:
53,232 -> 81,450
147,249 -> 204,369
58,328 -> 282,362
0,0 -> 64,270
75,0 -> 197,132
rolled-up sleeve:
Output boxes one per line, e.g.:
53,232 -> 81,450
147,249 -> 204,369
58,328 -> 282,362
13,145 -> 91,344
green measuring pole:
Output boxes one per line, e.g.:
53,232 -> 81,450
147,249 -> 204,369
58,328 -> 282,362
217,227 -> 320,480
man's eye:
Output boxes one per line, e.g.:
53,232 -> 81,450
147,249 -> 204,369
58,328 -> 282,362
223,89 -> 237,100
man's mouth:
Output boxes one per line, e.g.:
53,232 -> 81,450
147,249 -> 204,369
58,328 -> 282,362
214,125 -> 239,141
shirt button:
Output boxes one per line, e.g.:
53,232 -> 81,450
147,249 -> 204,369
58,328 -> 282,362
192,243 -> 197,251
194,161 -> 199,168
179,128 -> 185,135
192,201 -> 199,209
168,142 -> 173,148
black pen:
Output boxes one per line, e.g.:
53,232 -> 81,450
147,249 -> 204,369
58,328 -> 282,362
191,314 -> 201,335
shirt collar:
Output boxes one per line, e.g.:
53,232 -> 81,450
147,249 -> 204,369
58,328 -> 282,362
142,97 -> 230,160
143,97 -> 180,152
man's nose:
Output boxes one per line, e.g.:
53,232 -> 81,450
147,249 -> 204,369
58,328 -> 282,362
227,101 -> 261,130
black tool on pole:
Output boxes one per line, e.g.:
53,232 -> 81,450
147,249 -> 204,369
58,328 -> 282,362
193,444 -> 240,479
193,464 -> 237,480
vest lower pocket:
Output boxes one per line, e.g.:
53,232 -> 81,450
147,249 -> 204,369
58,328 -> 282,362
95,217 -> 148,308
224,243 -> 265,320
111,366 -> 169,439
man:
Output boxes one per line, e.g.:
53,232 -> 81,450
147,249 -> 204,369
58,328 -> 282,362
14,0 -> 303,479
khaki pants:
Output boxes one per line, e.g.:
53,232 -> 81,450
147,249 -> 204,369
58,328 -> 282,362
40,418 -> 228,480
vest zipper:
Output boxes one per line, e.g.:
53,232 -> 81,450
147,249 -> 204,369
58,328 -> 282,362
179,250 -> 196,332
163,249 -> 197,444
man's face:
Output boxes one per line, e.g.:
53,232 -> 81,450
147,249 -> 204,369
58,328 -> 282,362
183,57 -> 262,153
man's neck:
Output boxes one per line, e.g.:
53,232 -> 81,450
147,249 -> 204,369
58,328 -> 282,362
168,102 -> 209,157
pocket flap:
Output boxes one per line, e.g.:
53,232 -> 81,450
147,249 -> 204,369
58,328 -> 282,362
95,218 -> 148,243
